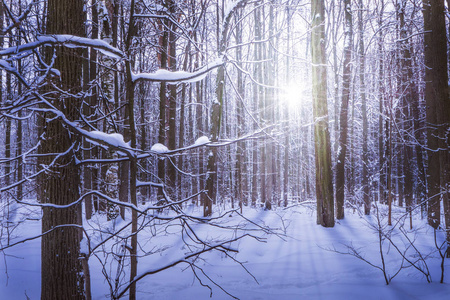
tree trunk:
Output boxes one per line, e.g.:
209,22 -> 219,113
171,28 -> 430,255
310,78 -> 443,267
423,0 -> 450,253
311,0 -> 335,227
0,1 -> 3,192
40,0 -> 85,299
157,13 -> 168,201
235,12 -> 245,210
398,1 -> 414,219
125,1 -> 138,298
263,5 -> 274,210
377,0 -> 386,205
336,0 -> 353,219
5,35 -> 11,188
358,0 -> 370,215
167,1 -> 178,196
17,60 -> 23,201
283,6 -> 292,207
423,0 -> 448,229
255,5 -> 265,208
203,1 -> 246,215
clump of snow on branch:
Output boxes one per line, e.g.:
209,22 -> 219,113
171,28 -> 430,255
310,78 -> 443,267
86,131 -> 130,149
151,143 -> 169,153
194,136 -> 210,146
131,57 -> 223,83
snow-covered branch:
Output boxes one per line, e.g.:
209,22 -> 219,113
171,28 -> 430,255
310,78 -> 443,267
0,59 -> 30,88
131,57 -> 223,83
0,35 -> 123,59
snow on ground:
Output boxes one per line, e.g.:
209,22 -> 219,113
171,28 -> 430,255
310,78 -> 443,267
1,202 -> 449,299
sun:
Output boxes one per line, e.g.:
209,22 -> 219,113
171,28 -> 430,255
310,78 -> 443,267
281,80 -> 308,108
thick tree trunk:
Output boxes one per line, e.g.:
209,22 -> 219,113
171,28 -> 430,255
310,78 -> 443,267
423,0 -> 449,229
40,0 -> 85,299
423,0 -> 450,254
311,0 -> 335,227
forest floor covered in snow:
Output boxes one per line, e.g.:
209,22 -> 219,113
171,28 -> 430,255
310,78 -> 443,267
1,201 -> 449,300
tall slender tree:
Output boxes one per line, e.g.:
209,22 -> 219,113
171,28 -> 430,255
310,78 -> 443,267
358,0 -> 369,215
167,0 -> 178,194
377,0 -> 386,205
124,1 -> 139,297
336,0 -> 353,219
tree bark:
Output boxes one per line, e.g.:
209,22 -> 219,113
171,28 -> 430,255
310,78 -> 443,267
398,0 -> 414,220
235,12 -> 245,210
311,0 -> 335,227
377,0 -> 386,205
423,0 -> 448,229
167,0 -> 178,196
336,0 -> 353,220
157,10 -> 168,200
423,0 -> 450,254
125,0 -> 138,298
40,0 -> 85,299
358,0 -> 370,215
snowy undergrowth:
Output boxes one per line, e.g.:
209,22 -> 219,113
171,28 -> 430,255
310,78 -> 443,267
1,201 -> 449,300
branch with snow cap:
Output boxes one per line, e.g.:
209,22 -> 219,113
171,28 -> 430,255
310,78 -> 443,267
139,128 -> 267,160
131,57 -> 224,83
0,59 -> 30,88
0,35 -> 123,59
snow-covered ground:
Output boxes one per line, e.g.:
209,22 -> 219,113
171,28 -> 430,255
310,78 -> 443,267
1,203 -> 449,299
